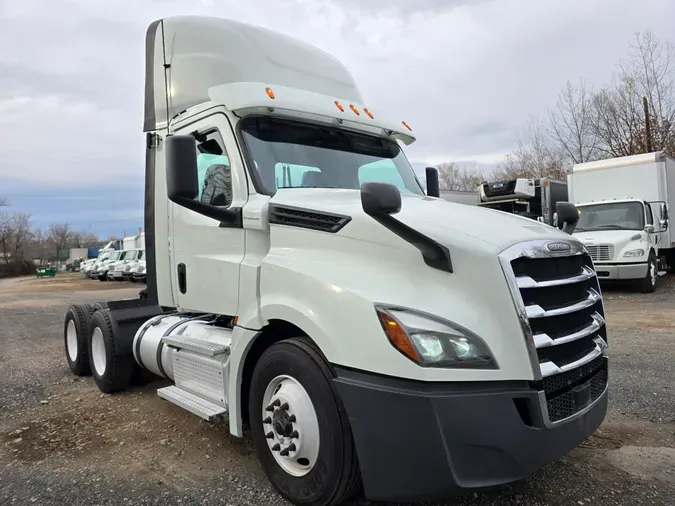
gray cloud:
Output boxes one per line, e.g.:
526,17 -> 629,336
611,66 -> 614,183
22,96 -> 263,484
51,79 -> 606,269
1,0 -> 674,186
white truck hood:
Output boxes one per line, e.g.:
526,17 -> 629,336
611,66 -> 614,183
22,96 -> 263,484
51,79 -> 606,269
270,189 -> 576,252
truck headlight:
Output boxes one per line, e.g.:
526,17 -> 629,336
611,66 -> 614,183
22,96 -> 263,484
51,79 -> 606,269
623,249 -> 645,258
375,306 -> 497,369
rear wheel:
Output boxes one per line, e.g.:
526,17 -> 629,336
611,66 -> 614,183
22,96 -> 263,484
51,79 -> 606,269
88,309 -> 134,393
248,337 -> 361,505
64,304 -> 95,376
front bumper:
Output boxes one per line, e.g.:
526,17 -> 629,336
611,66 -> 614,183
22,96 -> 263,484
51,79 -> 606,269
593,261 -> 648,280
108,270 -> 124,280
333,363 -> 608,503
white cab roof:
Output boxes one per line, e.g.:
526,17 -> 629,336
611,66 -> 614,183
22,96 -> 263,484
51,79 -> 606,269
143,16 -> 415,143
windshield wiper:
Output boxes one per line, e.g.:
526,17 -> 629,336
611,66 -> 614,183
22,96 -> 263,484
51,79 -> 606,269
595,224 -> 628,230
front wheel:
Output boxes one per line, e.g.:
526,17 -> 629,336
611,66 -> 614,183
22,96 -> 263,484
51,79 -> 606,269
248,338 -> 361,505
637,254 -> 658,293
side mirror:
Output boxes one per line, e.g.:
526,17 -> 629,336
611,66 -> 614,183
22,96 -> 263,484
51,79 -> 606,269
164,134 -> 242,226
425,167 -> 440,198
165,135 -> 199,202
644,224 -> 655,234
662,203 -> 669,220
556,201 -> 579,235
361,182 -> 402,216
660,218 -> 668,230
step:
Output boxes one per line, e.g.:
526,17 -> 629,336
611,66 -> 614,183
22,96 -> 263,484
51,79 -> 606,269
157,385 -> 227,421
658,270 -> 667,277
162,334 -> 229,356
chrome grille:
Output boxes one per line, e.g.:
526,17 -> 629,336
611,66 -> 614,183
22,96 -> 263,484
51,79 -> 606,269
500,239 -> 609,426
586,244 -> 614,261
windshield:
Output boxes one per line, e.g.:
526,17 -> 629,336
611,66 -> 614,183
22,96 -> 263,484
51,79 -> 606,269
239,117 -> 424,196
576,201 -> 645,232
123,250 -> 138,261
109,251 -> 121,261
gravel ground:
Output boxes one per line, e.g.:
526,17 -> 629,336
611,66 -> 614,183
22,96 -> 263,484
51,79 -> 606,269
1,274 -> 674,506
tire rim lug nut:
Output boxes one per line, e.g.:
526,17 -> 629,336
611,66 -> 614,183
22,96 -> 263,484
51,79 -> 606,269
289,415 -> 296,423
263,417 -> 271,424
271,443 -> 280,451
287,443 -> 296,452
280,402 -> 289,410
266,432 -> 274,439
279,447 -> 290,456
291,430 -> 299,438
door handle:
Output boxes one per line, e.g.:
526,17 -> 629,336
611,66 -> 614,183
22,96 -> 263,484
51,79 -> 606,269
177,263 -> 187,294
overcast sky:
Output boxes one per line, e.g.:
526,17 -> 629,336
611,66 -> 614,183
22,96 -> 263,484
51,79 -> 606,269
1,0 -> 674,235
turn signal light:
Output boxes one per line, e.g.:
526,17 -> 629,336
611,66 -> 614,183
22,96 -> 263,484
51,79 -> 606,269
265,87 -> 275,99
349,104 -> 360,115
364,108 -> 374,119
402,120 -> 412,131
377,311 -> 420,362
334,100 -> 344,112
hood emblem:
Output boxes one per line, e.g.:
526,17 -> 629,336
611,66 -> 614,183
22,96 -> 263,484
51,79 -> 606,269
546,242 -> 571,252
493,183 -> 504,188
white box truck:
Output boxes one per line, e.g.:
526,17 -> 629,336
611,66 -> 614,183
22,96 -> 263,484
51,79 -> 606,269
62,16 -> 609,505
568,152 -> 675,292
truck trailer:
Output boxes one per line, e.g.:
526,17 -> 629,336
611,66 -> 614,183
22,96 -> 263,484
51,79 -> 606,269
568,152 -> 675,292
62,16 -> 609,505
478,177 -> 568,226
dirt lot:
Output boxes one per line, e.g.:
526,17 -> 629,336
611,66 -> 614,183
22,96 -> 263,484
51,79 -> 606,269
1,274 -> 674,506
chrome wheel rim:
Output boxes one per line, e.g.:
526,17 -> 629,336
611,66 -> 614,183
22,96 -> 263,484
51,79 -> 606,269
261,375 -> 320,477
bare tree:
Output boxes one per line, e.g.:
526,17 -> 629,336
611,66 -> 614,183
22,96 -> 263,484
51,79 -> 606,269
621,30 -> 675,152
70,231 -> 100,248
48,223 -> 72,263
10,214 -> 32,262
493,117 -> 568,180
548,79 -> 600,163
0,212 -> 11,264
436,162 -> 485,191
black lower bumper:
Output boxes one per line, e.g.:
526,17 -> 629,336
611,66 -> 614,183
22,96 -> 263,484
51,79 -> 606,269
333,366 -> 607,503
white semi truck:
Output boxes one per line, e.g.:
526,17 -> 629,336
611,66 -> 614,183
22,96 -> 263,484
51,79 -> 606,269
62,16 -> 609,505
568,152 -> 674,292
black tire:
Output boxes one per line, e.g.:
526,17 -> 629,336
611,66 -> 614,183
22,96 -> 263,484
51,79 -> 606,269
637,253 -> 658,293
63,304 -> 95,376
248,337 -> 362,505
92,301 -> 109,311
88,309 -> 134,394
98,274 -> 107,282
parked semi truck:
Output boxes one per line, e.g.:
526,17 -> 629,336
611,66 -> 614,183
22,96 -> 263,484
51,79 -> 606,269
568,152 -> 674,292
478,177 -> 568,226
62,16 -> 609,505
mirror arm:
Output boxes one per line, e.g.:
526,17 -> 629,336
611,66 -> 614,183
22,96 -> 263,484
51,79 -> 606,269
171,196 -> 243,227
367,209 -> 453,273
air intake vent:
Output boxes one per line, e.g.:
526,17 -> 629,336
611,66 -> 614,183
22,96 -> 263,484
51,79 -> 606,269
269,205 -> 351,233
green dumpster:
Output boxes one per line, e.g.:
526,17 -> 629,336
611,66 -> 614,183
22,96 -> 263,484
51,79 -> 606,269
36,267 -> 57,278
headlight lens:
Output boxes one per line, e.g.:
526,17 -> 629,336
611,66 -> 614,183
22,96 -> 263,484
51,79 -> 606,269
623,249 -> 645,258
375,306 -> 497,369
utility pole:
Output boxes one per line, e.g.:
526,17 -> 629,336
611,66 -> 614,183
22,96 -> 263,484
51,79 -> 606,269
643,96 -> 653,153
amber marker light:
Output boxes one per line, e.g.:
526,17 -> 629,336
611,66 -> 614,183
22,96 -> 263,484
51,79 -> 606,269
265,87 -> 275,99
364,107 -> 374,119
334,100 -> 344,112
349,104 -> 360,115
402,120 -> 412,131
377,310 -> 420,363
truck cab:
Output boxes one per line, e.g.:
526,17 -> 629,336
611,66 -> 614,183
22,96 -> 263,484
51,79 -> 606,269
568,152 -> 675,292
62,16 -> 609,506
573,198 -> 668,291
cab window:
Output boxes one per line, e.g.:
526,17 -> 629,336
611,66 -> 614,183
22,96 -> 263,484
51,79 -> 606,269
195,130 -> 232,207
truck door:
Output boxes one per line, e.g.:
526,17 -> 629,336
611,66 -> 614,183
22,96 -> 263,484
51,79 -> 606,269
169,113 -> 247,315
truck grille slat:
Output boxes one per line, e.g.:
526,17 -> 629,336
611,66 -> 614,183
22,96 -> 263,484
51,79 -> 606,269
500,240 -> 609,426
586,244 -> 614,261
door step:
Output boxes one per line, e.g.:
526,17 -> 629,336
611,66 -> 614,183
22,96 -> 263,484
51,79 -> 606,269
162,334 -> 229,356
157,385 -> 227,421
658,270 -> 667,277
